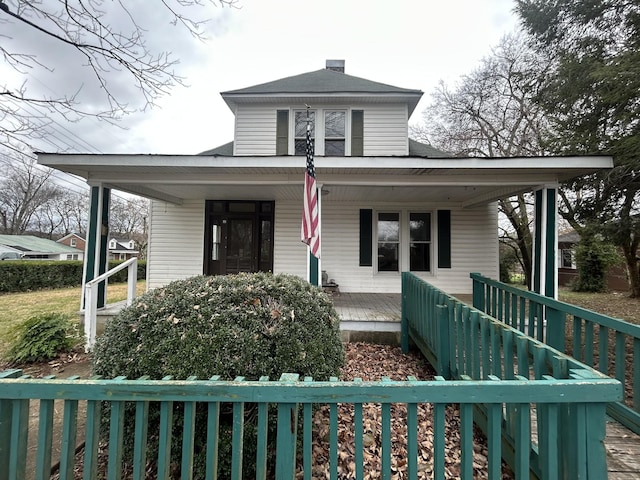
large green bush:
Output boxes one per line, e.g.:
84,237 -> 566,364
92,272 -> 345,478
573,234 -> 621,293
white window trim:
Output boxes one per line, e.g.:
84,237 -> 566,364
291,107 -> 354,156
374,209 -> 434,275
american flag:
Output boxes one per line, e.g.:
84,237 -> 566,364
301,115 -> 320,258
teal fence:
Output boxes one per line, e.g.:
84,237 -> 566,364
471,272 -> 640,435
401,272 -> 622,479
0,366 -> 620,480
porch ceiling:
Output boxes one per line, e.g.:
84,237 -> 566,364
37,154 -> 613,206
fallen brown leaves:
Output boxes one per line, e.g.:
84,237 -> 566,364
303,342 -> 513,479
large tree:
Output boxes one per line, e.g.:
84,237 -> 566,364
516,0 -> 640,296
0,0 -> 236,144
0,152 -> 62,234
411,34 -> 552,288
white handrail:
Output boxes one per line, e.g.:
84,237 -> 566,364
84,257 -> 138,351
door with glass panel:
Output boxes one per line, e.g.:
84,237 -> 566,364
204,201 -> 274,276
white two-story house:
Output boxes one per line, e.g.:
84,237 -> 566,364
38,60 -> 612,301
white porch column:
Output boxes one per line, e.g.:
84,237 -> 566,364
532,185 -> 559,298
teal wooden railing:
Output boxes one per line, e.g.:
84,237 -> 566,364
471,272 -> 640,435
401,272 -> 622,479
0,367 -> 620,480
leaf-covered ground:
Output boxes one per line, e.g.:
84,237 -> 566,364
305,342 -> 513,479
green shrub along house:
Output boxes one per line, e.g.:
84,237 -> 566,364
37,59 -> 613,324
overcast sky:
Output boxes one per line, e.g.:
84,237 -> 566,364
2,0 -> 520,156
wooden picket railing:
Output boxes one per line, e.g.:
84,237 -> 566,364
0,367 -> 620,480
401,272 -> 622,479
471,272 -> 640,435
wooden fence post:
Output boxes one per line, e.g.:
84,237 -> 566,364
276,374 -> 300,480
436,304 -> 451,379
401,273 -> 409,354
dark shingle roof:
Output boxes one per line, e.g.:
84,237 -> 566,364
408,139 -> 450,158
200,139 -> 451,158
222,68 -> 422,96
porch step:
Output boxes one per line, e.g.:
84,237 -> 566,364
339,320 -> 401,345
79,300 -> 127,335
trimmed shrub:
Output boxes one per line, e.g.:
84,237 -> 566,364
5,313 -> 81,364
92,272 -> 345,478
0,259 -> 146,293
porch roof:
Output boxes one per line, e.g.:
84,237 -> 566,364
37,153 -> 613,207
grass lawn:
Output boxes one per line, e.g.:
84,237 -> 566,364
558,288 -> 640,324
0,281 -> 146,356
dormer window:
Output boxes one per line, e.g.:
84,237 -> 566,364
324,111 -> 345,156
294,110 -> 315,155
279,108 -> 363,156
109,239 -> 116,249
70,238 -> 76,247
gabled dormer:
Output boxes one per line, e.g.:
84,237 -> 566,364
220,60 -> 423,157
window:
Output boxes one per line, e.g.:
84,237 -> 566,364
374,211 -> 433,273
294,110 -> 315,155
377,212 -> 400,272
324,110 -> 345,156
561,249 -> 575,269
70,238 -> 76,247
409,212 -> 431,271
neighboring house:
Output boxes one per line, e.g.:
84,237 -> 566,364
0,235 -> 84,261
38,60 -> 613,299
558,230 -> 629,291
57,233 -> 139,261
107,237 -> 139,260
57,232 -> 86,252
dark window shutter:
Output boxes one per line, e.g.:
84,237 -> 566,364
437,210 -> 451,269
359,209 -> 372,266
276,110 -> 289,155
351,110 -> 364,156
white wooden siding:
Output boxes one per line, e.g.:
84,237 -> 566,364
233,105 -> 277,156
273,200 -> 307,278
232,103 -> 410,157
146,199 -> 498,295
363,105 -> 409,156
320,202 -> 498,294
147,200 -> 205,289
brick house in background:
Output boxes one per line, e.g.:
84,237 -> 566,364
57,233 -> 86,252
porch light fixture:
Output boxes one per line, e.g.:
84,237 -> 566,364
321,188 -> 330,196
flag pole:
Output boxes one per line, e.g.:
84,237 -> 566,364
301,105 -> 321,286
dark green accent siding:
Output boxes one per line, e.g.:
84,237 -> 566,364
437,210 -> 451,269
359,209 -> 372,266
545,188 -> 557,297
309,254 -> 319,286
533,189 -> 543,294
351,110 -> 364,156
276,110 -> 289,155
84,187 -> 100,284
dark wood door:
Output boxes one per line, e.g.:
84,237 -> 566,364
204,201 -> 274,276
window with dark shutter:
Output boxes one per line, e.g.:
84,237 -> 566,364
437,210 -> 451,269
351,110 -> 363,156
276,110 -> 289,155
359,209 -> 372,266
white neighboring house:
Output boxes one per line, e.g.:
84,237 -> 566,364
107,237 -> 139,261
37,60 -> 613,299
0,235 -> 84,260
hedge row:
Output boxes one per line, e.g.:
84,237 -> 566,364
0,260 -> 146,293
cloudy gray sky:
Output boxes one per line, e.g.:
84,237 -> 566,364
1,0 -> 519,156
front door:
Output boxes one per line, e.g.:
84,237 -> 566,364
204,201 -> 274,275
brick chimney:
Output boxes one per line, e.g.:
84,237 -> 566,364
326,59 -> 345,73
